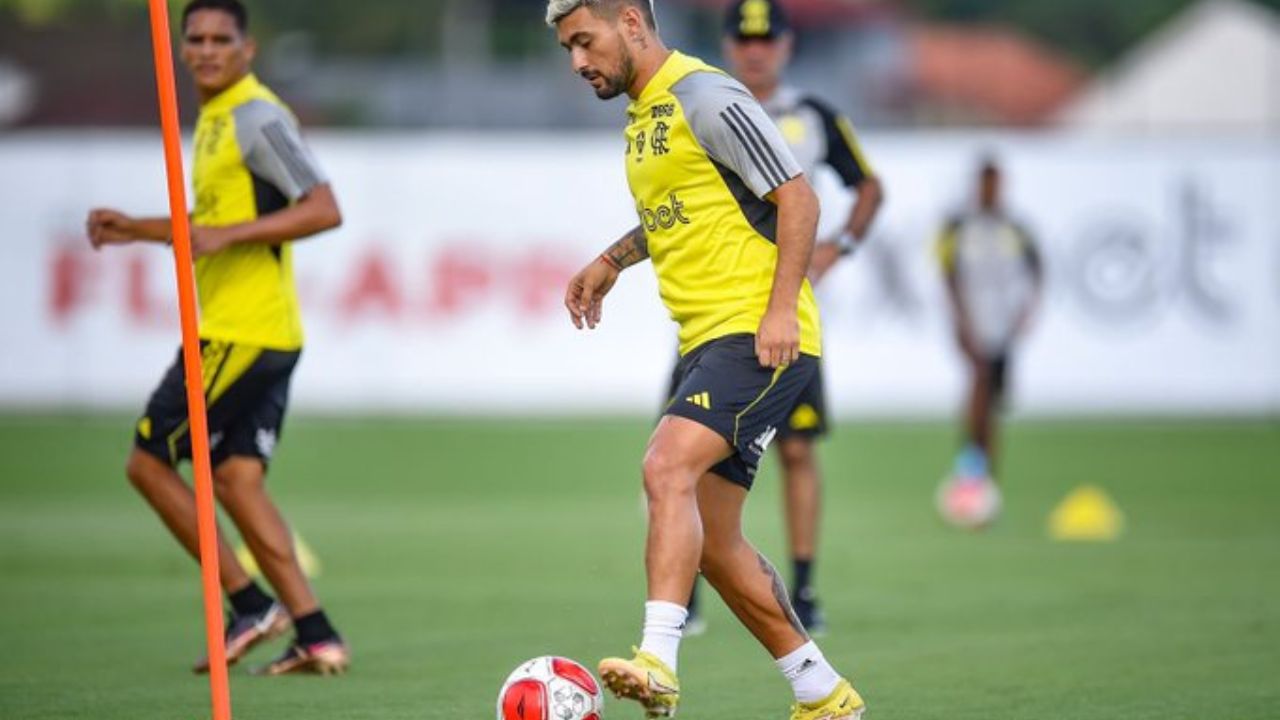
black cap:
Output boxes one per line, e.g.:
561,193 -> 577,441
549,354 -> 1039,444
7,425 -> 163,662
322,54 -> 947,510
724,0 -> 791,40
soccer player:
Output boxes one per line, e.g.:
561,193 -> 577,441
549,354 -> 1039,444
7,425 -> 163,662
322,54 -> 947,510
937,158 -> 1043,481
549,1 -> 865,718
680,0 -> 883,635
85,0 -> 349,675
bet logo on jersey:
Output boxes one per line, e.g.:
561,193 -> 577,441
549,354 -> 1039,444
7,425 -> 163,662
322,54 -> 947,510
638,192 -> 692,233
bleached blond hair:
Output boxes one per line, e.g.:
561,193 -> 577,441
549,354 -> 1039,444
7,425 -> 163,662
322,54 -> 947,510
545,0 -> 656,29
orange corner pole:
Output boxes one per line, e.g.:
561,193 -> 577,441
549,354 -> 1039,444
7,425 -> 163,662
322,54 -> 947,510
145,2 -> 232,719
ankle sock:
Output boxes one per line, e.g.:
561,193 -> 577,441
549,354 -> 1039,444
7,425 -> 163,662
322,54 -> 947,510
775,641 -> 841,703
227,581 -> 274,618
294,609 -> 339,646
638,600 -> 687,672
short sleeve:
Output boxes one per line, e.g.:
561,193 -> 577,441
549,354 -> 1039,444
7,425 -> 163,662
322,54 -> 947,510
1013,221 -> 1044,276
234,99 -> 327,202
803,97 -> 874,187
672,72 -> 803,199
936,218 -> 962,274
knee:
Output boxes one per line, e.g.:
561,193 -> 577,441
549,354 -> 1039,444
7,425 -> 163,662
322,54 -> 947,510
212,471 -> 234,504
213,460 -> 263,503
972,364 -> 995,389
642,448 -> 697,504
778,439 -> 813,474
125,450 -> 163,492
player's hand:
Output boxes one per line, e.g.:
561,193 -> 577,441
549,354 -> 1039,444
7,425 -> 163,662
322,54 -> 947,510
756,306 -> 800,368
86,208 -> 137,249
808,242 -> 841,284
564,258 -> 619,330
190,225 -> 237,258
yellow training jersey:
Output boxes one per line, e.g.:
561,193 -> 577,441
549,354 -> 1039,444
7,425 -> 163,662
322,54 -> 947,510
624,51 -> 821,357
192,73 -> 326,350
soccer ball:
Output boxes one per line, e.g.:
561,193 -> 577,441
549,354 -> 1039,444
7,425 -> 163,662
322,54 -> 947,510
496,656 -> 604,720
936,474 -> 1002,530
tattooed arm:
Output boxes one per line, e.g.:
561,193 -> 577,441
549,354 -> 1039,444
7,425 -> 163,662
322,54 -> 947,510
599,225 -> 650,271
565,226 -> 648,330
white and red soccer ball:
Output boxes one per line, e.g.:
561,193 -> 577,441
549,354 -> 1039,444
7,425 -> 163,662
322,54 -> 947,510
497,656 -> 604,720
936,474 -> 1002,530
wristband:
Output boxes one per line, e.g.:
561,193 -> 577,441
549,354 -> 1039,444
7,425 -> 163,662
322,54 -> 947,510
836,232 -> 860,257
598,253 -> 623,271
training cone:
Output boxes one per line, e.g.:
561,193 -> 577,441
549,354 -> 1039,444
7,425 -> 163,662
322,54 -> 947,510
1049,485 -> 1124,541
235,532 -> 323,578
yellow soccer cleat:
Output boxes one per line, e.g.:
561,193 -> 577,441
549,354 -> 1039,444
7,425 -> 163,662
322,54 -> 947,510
598,648 -> 680,718
789,679 -> 866,720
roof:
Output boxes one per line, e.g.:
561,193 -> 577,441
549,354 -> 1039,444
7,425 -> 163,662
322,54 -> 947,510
1060,0 -> 1280,134
907,24 -> 1086,126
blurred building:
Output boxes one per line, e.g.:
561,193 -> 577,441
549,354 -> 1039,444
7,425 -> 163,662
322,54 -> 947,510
905,24 -> 1084,126
1062,0 -> 1280,135
0,0 -> 1275,132
0,0 -> 1048,130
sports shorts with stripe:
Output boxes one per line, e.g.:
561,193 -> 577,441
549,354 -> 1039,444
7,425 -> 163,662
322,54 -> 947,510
134,340 -> 300,468
664,333 -> 818,490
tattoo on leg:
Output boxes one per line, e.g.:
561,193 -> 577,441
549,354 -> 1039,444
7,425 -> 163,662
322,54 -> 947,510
757,551 -> 809,638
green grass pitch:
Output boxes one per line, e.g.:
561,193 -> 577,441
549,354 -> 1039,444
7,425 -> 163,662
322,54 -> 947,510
1,414 -> 1277,719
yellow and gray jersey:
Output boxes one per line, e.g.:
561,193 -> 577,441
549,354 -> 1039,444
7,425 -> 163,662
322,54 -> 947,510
625,51 -> 821,357
192,73 -> 326,351
762,86 -> 874,188
937,210 -> 1042,354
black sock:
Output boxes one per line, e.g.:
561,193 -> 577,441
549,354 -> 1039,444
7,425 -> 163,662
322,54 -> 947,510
294,609 -> 340,646
227,581 -> 274,618
792,558 -> 814,600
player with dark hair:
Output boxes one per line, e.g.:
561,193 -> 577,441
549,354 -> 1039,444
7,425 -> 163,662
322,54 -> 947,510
86,0 -> 349,675
548,0 -> 866,717
937,158 -> 1044,484
679,0 -> 883,637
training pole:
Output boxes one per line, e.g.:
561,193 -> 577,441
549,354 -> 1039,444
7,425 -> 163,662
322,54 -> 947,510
145,2 -> 233,719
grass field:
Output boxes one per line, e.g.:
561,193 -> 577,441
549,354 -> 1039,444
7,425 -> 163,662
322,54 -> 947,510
1,414 -> 1278,719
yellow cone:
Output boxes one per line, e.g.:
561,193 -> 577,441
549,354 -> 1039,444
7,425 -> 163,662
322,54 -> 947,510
234,531 -> 323,578
1049,485 -> 1124,541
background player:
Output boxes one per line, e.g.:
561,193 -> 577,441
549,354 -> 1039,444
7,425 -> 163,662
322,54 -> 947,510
550,1 -> 866,717
937,157 -> 1044,483
680,0 -> 884,636
85,0 -> 348,675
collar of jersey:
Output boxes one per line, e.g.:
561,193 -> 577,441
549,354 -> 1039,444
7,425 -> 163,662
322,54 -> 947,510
633,50 -> 694,105
201,73 -> 263,116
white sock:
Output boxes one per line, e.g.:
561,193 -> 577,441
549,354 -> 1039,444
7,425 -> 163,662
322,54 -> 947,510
638,600 -> 687,672
775,641 -> 842,704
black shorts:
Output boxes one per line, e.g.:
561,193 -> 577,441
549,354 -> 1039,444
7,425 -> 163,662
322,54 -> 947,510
778,363 -> 828,441
665,352 -> 828,443
664,334 -> 819,490
135,340 -> 300,468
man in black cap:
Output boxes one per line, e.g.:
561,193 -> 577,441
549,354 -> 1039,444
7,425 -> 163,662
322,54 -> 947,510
681,0 -> 883,636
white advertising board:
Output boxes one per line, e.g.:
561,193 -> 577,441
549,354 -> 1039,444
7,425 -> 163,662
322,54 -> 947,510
0,132 -> 1276,415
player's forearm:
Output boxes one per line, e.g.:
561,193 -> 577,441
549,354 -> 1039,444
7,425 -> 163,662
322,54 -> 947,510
221,184 -> 342,247
768,178 -> 820,312
846,176 -> 883,241
600,225 -> 649,271
131,217 -> 175,242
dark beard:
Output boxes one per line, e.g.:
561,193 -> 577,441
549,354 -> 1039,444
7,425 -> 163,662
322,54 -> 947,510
594,46 -> 636,100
